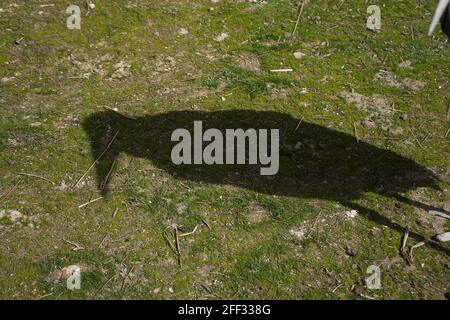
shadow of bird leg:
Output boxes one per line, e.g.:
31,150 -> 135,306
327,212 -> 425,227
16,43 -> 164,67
341,201 -> 450,257
392,194 -> 450,219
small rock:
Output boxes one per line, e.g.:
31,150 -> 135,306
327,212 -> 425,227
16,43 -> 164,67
165,56 -> 176,66
247,206 -> 269,224
352,284 -> 364,295
0,209 -> 23,223
176,203 -> 187,214
375,71 -> 402,89
88,2 -> 95,9
213,32 -> 228,42
398,60 -> 412,68
113,61 -> 129,70
402,78 -> 426,91
345,246 -> 357,257
111,61 -> 131,79
289,227 -> 306,240
178,28 -> 189,35
345,210 -> 358,219
1,77 -> 15,84
56,181 -> 69,191
233,53 -> 261,72
111,69 -> 128,79
168,287 -> 174,294
293,51 -> 305,59
197,265 -> 211,277
361,118 -> 376,128
388,126 -> 403,136
435,231 -> 450,243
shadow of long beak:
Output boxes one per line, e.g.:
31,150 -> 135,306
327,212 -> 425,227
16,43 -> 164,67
428,0 -> 450,35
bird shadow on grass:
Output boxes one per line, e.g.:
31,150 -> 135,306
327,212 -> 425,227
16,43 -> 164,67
82,109 -> 450,255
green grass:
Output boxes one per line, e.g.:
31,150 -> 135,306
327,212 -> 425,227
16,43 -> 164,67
0,0 -> 449,300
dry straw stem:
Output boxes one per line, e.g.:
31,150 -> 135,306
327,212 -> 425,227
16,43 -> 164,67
17,173 -> 56,185
401,227 -> 410,251
270,68 -> 293,73
179,225 -> 199,237
292,0 -> 307,36
409,241 -> 426,263
175,227 -> 182,267
0,179 -> 21,203
78,196 -> 103,209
